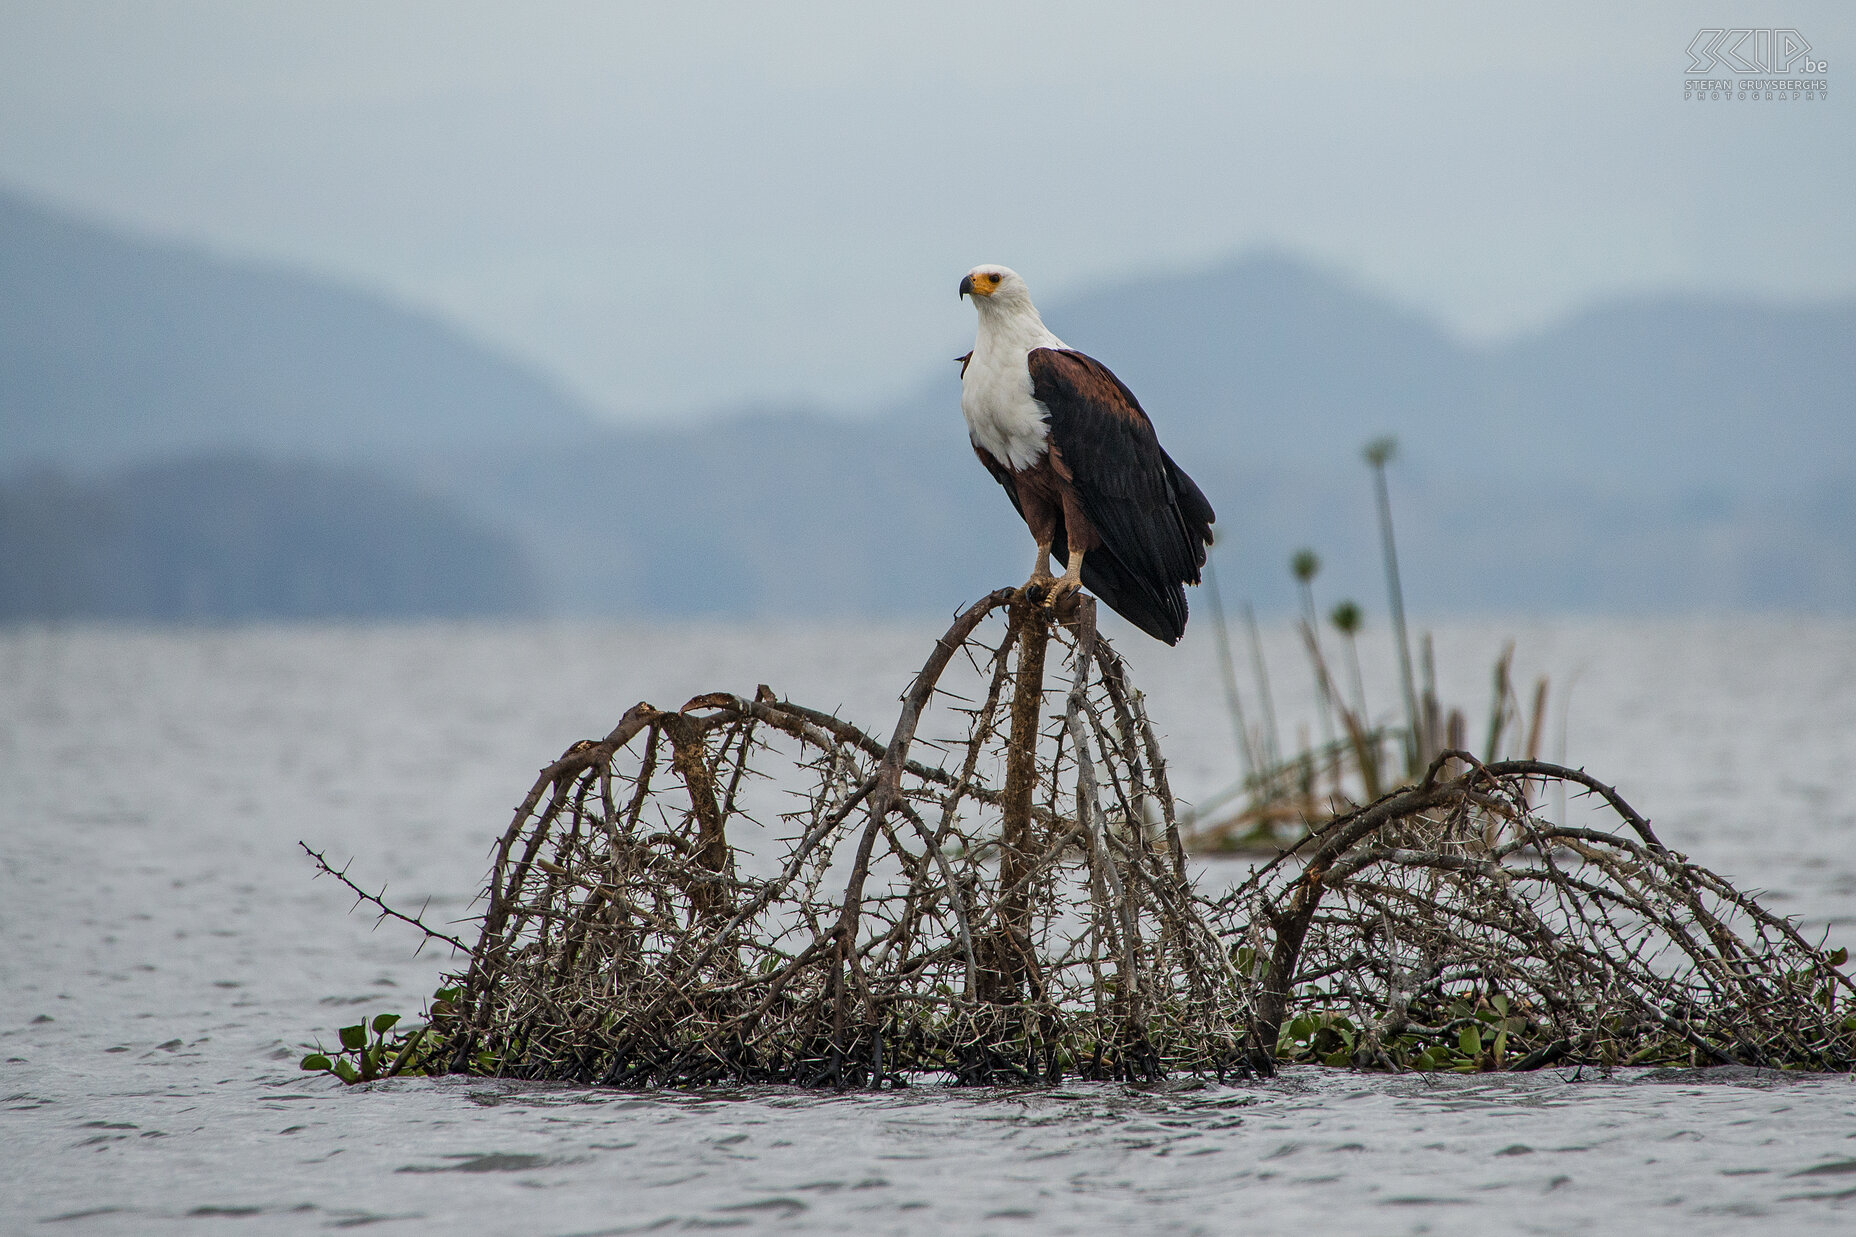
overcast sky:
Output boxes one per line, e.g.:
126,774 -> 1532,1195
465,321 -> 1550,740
1,1 -> 1849,421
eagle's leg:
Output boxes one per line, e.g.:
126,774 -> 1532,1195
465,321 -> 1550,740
1047,549 -> 1086,604
1029,543 -> 1055,585
1047,484 -> 1094,607
1020,543 -> 1058,605
1015,479 -> 1060,592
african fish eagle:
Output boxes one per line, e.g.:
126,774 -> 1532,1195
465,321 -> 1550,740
958,264 -> 1215,644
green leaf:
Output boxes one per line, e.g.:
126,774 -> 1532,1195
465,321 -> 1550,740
1458,1025 -> 1483,1057
1323,1049 -> 1352,1068
300,1054 -> 332,1072
1828,947 -> 1849,968
433,986 -> 461,1003
389,1028 -> 427,1072
372,1013 -> 401,1035
1492,994 -> 1509,1016
331,1058 -> 360,1084
338,1024 -> 367,1051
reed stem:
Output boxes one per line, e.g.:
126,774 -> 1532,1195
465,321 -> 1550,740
1365,438 -> 1420,774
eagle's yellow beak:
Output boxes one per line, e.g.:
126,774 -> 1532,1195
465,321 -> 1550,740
960,271 -> 999,299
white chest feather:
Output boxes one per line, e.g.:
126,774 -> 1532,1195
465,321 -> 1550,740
961,308 -> 1066,472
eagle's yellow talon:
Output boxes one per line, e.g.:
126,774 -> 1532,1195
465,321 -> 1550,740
1044,576 -> 1084,619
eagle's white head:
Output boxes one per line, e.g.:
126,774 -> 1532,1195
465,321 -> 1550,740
959,264 -> 1034,312
959,263 -> 1063,357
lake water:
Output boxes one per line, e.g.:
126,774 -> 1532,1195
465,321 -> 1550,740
4,616 -> 1856,1234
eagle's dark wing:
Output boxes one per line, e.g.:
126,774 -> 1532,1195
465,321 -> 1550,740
1027,347 -> 1215,644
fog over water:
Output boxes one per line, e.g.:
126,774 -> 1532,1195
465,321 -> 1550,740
4,618 -> 1856,1233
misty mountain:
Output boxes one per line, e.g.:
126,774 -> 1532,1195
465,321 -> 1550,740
1,189 -> 1849,621
0,456 -> 535,620
887,253 -> 1856,495
425,255 -> 1854,619
423,417 -> 1856,624
0,187 -> 596,469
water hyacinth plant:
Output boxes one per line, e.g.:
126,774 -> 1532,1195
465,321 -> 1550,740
298,988 -> 465,1083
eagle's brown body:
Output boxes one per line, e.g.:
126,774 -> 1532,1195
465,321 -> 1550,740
983,439 -> 1100,568
958,328 -> 1215,645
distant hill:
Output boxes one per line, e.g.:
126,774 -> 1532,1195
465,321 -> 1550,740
418,416 -> 1022,619
0,187 -> 597,469
1,188 -> 1848,619
423,255 -> 1855,619
0,456 -> 536,620
886,253 -> 1856,494
422,416 -> 1856,623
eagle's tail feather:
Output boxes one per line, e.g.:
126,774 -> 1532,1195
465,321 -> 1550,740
1059,543 -> 1189,645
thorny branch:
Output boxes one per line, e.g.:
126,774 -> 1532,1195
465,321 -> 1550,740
300,842 -> 471,955
305,594 -> 1856,1087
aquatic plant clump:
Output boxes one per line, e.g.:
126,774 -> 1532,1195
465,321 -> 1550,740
410,592 -> 1248,1086
1230,756 -> 1856,1072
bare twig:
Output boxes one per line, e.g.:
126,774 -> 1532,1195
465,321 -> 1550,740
300,842 -> 470,954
